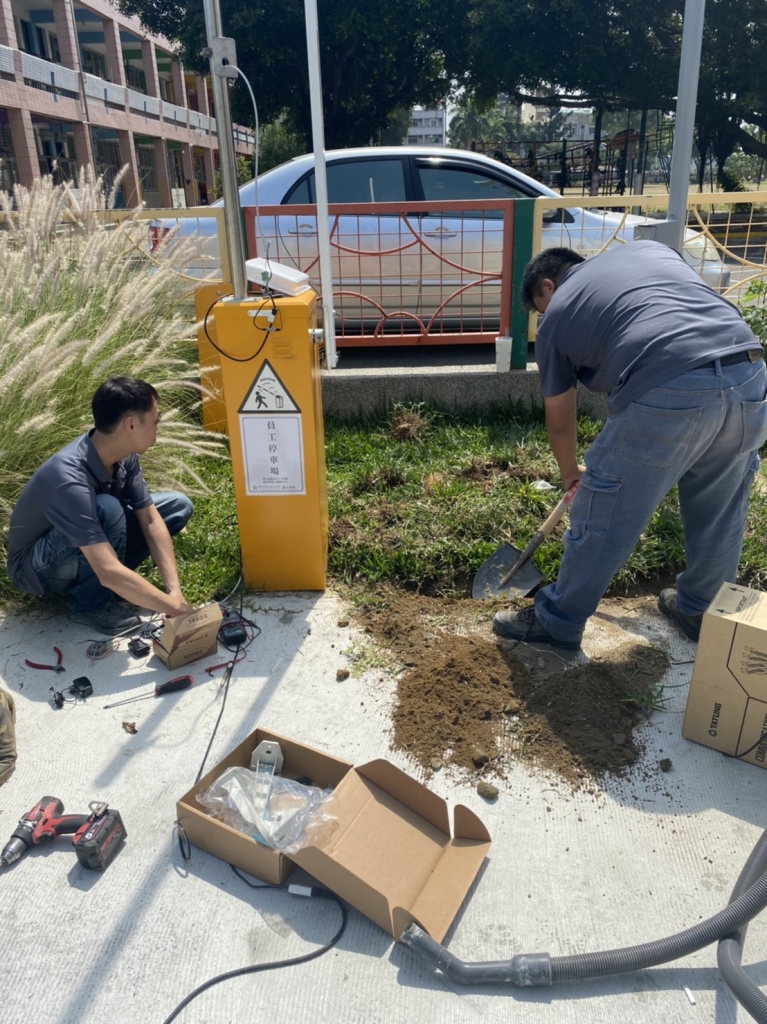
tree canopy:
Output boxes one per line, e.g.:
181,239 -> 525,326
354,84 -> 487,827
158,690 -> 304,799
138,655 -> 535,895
462,0 -> 767,172
118,0 -> 767,178
117,0 -> 468,149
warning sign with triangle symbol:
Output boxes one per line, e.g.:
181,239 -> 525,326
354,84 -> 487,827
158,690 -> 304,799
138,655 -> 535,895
238,360 -> 300,414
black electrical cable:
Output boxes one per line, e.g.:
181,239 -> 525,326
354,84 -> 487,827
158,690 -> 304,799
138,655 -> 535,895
161,881 -> 347,1024
194,652 -> 239,784
203,295 -> 275,363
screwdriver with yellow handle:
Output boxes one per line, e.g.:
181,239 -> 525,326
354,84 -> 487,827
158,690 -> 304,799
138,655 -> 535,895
103,675 -> 193,709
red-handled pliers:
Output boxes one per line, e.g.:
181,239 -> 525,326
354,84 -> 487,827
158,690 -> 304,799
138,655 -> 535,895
25,646 -> 65,673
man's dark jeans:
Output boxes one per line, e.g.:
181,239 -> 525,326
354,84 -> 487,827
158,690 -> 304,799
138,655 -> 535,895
30,493 -> 193,614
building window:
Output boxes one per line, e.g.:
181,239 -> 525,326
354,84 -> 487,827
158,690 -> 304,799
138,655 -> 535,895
136,145 -> 158,192
407,135 -> 419,144
82,48 -> 108,80
49,34 -> 61,64
20,20 -> 48,58
125,64 -> 147,93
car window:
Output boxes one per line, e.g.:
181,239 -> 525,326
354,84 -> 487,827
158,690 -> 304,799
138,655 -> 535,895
417,165 -> 528,203
283,159 -> 407,205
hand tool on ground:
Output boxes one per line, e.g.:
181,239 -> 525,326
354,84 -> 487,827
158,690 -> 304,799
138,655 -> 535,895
102,674 -> 193,709
25,646 -> 64,672
0,796 -> 127,871
472,484 -> 579,600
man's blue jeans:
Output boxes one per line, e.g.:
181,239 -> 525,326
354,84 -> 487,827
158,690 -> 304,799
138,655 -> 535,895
30,493 -> 193,614
535,358 -> 767,645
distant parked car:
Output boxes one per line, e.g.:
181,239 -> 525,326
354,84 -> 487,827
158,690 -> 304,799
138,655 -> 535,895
159,147 -> 729,332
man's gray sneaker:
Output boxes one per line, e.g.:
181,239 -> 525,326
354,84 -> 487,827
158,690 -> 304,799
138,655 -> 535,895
492,605 -> 581,650
658,588 -> 702,642
0,689 -> 17,786
69,601 -> 142,636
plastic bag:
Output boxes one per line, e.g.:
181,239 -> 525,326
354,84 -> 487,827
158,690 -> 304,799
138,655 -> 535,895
197,765 -> 338,853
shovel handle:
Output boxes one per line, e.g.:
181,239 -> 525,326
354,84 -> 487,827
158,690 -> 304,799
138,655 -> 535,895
538,482 -> 579,538
499,483 -> 579,588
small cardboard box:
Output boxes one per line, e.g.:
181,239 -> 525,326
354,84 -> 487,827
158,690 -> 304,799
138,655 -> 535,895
683,583 -> 767,767
177,728 -> 491,941
153,603 -> 222,670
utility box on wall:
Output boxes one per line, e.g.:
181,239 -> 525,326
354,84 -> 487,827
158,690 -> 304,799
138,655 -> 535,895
206,290 -> 327,591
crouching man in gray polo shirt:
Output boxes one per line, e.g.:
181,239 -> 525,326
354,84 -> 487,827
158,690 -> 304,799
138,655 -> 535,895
7,377 -> 194,635
493,241 -> 767,651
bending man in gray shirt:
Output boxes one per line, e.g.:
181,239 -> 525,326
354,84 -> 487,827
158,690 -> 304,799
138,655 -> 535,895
493,241 -> 767,650
7,377 -> 194,635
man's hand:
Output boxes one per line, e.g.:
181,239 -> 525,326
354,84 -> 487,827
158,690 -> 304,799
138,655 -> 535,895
166,590 -> 194,617
563,464 -> 586,492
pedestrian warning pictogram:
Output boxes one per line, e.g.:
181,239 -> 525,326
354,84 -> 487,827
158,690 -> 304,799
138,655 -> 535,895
238,360 -> 300,414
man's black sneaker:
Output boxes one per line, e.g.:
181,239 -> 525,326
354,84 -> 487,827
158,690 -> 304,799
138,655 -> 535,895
492,605 -> 581,650
658,588 -> 702,642
69,602 -> 142,636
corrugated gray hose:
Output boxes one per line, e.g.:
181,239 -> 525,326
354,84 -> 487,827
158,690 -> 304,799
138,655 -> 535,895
717,830 -> 767,1023
401,827 -> 767,1021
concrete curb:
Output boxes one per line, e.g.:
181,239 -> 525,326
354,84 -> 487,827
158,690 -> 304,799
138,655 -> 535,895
321,364 -> 609,420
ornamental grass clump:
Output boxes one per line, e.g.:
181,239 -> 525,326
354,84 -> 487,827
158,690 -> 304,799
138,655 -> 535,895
0,168 -> 226,575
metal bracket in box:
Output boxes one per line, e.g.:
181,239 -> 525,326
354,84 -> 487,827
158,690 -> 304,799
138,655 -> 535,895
250,740 -> 284,774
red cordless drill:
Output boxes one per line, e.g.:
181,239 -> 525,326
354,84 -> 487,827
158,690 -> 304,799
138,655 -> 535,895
0,795 -> 126,870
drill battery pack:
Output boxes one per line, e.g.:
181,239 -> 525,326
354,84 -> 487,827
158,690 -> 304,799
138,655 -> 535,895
72,804 -> 127,871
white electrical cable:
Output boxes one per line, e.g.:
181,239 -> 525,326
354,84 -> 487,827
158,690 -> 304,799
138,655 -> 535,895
232,65 -> 269,257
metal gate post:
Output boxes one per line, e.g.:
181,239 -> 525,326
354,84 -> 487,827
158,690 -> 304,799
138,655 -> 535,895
510,198 -> 534,369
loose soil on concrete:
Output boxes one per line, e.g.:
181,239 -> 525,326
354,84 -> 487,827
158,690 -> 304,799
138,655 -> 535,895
350,588 -> 669,790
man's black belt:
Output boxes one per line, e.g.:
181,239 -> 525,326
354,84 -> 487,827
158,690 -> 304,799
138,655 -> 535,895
696,349 -> 763,370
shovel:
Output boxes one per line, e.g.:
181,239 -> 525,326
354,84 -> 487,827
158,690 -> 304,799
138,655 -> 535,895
472,484 -> 579,600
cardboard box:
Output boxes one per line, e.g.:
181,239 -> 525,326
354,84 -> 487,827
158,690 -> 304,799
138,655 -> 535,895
683,583 -> 767,767
153,603 -> 222,670
177,728 -> 491,941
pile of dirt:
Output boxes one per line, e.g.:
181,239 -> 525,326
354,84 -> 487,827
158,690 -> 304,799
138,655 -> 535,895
352,589 -> 669,789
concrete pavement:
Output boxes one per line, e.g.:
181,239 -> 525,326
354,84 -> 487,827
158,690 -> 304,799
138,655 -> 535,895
1,591 -> 766,1024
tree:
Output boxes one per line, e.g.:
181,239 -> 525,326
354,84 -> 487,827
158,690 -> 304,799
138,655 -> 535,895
462,0 -> 767,190
117,0 -> 469,149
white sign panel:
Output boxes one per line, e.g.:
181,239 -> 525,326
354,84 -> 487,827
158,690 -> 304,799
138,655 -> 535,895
239,414 -> 305,495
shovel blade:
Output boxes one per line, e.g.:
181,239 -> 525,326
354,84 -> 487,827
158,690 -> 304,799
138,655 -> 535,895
472,543 -> 545,600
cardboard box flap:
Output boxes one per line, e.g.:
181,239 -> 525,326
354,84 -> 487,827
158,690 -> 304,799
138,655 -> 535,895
293,846 -> 399,936
453,803 -> 492,842
706,585 -> 767,625
391,833 -> 491,943
289,763 -> 490,941
164,603 -> 222,638
353,758 -> 450,834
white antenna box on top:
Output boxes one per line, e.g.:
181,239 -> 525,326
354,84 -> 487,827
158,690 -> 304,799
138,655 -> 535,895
245,257 -> 312,297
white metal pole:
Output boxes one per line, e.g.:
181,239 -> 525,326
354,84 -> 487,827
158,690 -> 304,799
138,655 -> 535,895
304,0 -> 338,369
202,0 -> 247,298
666,0 -> 706,252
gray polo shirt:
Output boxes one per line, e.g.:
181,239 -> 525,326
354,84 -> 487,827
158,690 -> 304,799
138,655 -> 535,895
535,240 -> 759,413
7,431 -> 152,596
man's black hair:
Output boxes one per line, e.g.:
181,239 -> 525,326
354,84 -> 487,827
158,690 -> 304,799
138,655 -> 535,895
92,377 -> 158,433
521,247 -> 586,312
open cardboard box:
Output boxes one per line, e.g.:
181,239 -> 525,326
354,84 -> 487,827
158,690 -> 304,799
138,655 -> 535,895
683,583 -> 767,768
153,603 -> 222,670
176,728 -> 491,941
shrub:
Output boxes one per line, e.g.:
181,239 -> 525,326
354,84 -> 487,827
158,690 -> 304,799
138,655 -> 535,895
0,168 -> 225,578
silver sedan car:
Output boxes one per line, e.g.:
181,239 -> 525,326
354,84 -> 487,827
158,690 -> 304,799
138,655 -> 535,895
163,147 -> 729,335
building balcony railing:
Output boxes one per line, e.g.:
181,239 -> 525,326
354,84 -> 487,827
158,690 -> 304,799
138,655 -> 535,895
84,72 -> 126,110
19,51 -> 79,97
0,43 -> 14,78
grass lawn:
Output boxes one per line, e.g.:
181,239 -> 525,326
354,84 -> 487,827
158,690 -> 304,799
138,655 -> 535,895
136,403 -> 767,604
